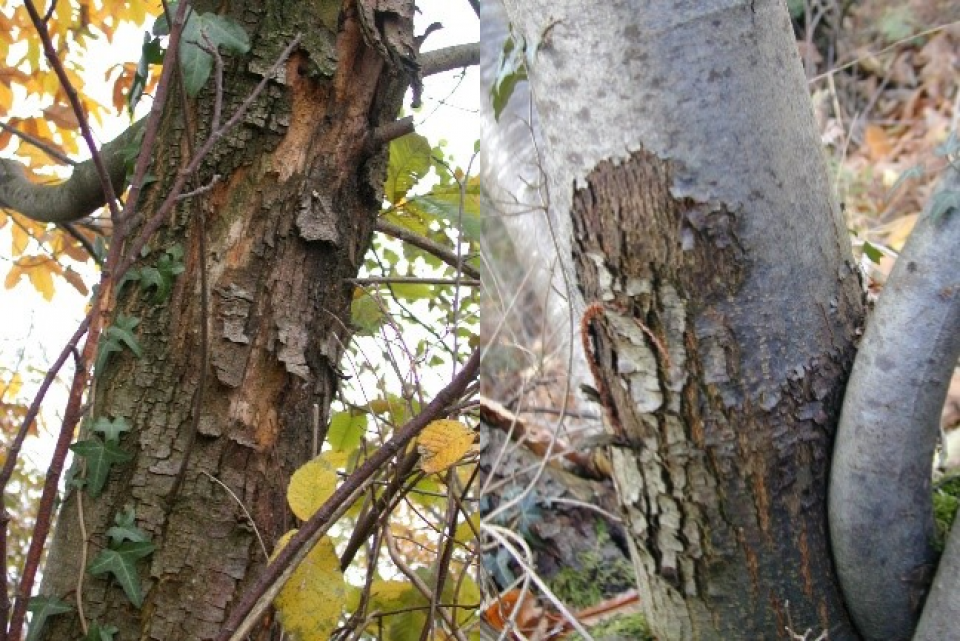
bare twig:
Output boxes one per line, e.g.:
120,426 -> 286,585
0,120 -> 75,166
349,276 -> 480,287
376,218 -> 481,279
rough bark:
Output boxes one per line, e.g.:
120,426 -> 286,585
38,0 -> 410,638
498,0 -> 865,637
829,165 -> 960,640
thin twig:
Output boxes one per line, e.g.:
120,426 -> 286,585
0,120 -> 75,166
350,277 -> 480,287
376,219 -> 481,279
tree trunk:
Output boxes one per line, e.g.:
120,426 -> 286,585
38,1 -> 410,638
497,0 -> 865,637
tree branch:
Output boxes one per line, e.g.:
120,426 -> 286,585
0,119 -> 143,224
376,218 -> 481,279
829,164 -> 960,639
420,42 -> 480,78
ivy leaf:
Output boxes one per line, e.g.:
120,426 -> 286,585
106,506 -> 150,546
193,14 -> 250,55
152,1 -> 178,36
491,33 -> 528,121
95,314 -> 142,374
70,438 -> 133,497
130,33 -> 164,114
25,596 -> 73,641
85,621 -> 119,641
91,416 -> 132,444
140,245 -> 185,302
180,14 -> 251,96
88,541 -> 156,607
108,313 -> 143,357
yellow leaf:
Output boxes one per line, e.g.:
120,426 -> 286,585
4,265 -> 23,290
11,223 -> 30,255
0,83 -> 12,117
26,257 -> 59,301
454,515 -> 479,544
417,420 -> 476,474
272,532 -> 346,641
286,453 -> 339,521
2,372 -> 23,401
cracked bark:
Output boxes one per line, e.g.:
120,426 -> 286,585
37,0 -> 411,638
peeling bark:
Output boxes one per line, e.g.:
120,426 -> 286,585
37,0 -> 412,638
496,0 -> 866,636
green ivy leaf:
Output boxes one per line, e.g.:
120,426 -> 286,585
861,241 -> 883,264
106,506 -> 150,546
85,621 -> 120,641
91,416 -> 132,443
88,541 -> 156,607
180,13 -> 251,96
107,313 -> 143,358
327,411 -> 367,452
70,438 -> 133,497
25,596 -> 73,641
179,32 -> 214,97
130,33 -> 165,114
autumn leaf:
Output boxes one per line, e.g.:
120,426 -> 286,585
271,532 -> 346,640
417,419 -> 476,474
286,453 -> 339,521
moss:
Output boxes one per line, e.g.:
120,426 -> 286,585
547,521 -> 636,609
567,613 -> 652,641
933,474 -> 960,552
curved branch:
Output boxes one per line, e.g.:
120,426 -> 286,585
0,119 -> 143,224
829,165 -> 960,640
420,42 -> 480,77
915,497 -> 960,638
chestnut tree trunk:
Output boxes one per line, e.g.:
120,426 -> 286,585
38,0 -> 411,638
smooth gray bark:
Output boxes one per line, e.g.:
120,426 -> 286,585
492,0 -> 864,637
829,165 -> 960,640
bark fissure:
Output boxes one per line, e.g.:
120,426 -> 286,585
571,150 -> 858,638
37,1 -> 411,638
